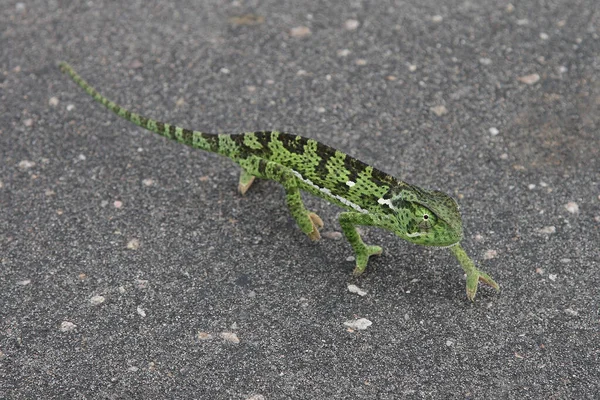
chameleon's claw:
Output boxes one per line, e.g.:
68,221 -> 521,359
307,212 -> 324,241
352,245 -> 383,276
238,170 -> 256,195
450,244 -> 500,301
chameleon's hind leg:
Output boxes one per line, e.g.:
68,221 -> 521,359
450,244 -> 499,301
238,169 -> 256,195
238,157 -> 324,240
339,212 -> 383,275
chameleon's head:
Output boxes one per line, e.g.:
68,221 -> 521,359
389,186 -> 463,247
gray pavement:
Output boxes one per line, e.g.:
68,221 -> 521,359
1,1 -> 599,398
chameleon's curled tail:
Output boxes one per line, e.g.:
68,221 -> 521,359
58,61 -> 219,152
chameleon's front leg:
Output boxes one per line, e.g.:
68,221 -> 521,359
338,212 -> 384,275
449,244 -> 499,301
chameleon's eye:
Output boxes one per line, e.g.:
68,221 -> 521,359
423,214 -> 429,220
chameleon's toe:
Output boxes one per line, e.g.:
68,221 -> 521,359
352,245 -> 383,276
306,212 -> 324,241
238,170 -> 256,195
465,268 -> 500,302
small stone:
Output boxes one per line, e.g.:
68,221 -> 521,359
16,279 -> 31,286
431,15 -> 443,23
18,160 -> 35,170
113,200 -> 123,208
474,234 -> 484,241
137,306 -> 146,317
60,321 -> 76,332
558,66 -> 568,74
343,318 -> 372,330
445,339 -> 454,347
77,154 -> 86,161
385,75 -> 397,81
355,59 -> 367,66
16,2 -> 26,12
49,97 -> 59,106
548,274 -> 557,281
346,256 -> 355,262
539,182 -> 548,187
540,32 -> 549,40
479,58 -> 492,65
317,107 -> 326,113
78,273 -> 87,280
175,97 -> 185,107
516,19 -> 529,26
344,19 -> 360,30
129,59 -> 143,69
220,332 -> 240,343
197,332 -> 212,340
126,239 -> 140,250
564,308 -> 579,317
246,85 -> 256,92
430,105 -> 448,116
67,104 -> 75,111
0,180 -> 3,188
408,64 -> 417,72
500,153 -> 509,160
290,26 -> 311,38
321,231 -> 343,240
220,67 -> 230,74
337,49 -> 351,57
483,249 -> 498,260
142,178 -> 154,187
535,268 -> 544,274
560,258 -> 571,264
347,284 -> 367,297
100,200 -> 109,207
506,3 -> 514,12
538,226 -> 556,234
564,202 -> 579,214
24,118 -> 33,127
230,322 -> 239,330
489,127 -> 499,136
135,279 -> 148,289
118,286 -> 126,293
90,295 -> 105,305
528,184 -> 536,190
128,366 -> 139,372
518,73 -> 540,85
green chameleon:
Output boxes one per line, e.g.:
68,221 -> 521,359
59,62 -> 499,301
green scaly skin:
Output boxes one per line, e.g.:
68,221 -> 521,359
59,62 -> 499,301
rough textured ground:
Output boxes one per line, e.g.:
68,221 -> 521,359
1,1 -> 599,399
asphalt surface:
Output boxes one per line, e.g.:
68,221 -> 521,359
1,1 -> 599,399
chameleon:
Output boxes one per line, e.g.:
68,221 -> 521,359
59,62 -> 499,301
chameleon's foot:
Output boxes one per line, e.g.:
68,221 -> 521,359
450,244 -> 500,301
307,212 -> 324,241
238,170 -> 256,195
352,245 -> 383,276
466,268 -> 500,302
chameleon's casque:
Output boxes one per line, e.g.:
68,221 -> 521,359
59,62 -> 499,301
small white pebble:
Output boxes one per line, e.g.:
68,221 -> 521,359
565,202 -> 579,214
18,160 -> 36,170
16,2 -> 26,12
560,258 -> 571,263
506,3 -> 514,12
135,279 -> 148,289
445,339 -> 454,347
24,118 -> 33,127
67,104 -> 75,111
16,279 -> 31,286
220,67 -> 230,74
483,249 -> 498,260
126,239 -> 140,250
431,15 -> 443,23
538,226 -> 556,234
474,234 -> 484,241
321,231 -> 343,240
60,321 -> 76,332
137,306 -> 146,317
548,274 -> 557,281
337,49 -> 351,57
479,58 -> 492,65
535,268 -> 544,274
246,85 -> 256,92
113,200 -> 123,208
290,26 -> 311,38
49,97 -> 59,107
175,98 -> 185,107
539,181 -> 548,187
528,184 -> 536,190
516,19 -> 529,26
142,178 -> 154,187
77,154 -> 86,161
346,256 -> 355,262
489,127 -> 499,136
430,105 -> 448,116
540,32 -> 549,40
500,153 -> 509,160
347,284 -> 368,297
558,66 -> 568,74
118,286 -> 126,293
127,366 -> 139,372
344,19 -> 360,30
246,395 -> 266,400
100,200 -> 109,207
343,318 -> 372,330
408,64 -> 417,72
355,59 -> 367,66
90,295 -> 105,305
518,73 -> 540,85
317,107 -> 326,113
564,308 -> 579,316
220,332 -> 240,343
